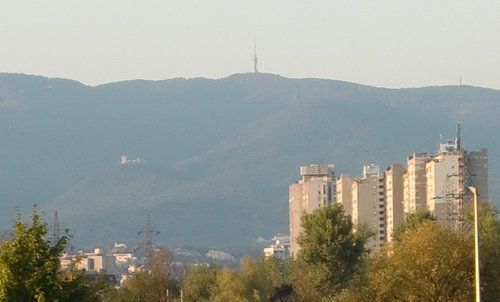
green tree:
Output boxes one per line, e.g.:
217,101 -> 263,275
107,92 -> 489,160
115,248 -> 177,302
182,264 -> 218,302
256,256 -> 293,302
464,202 -> 500,300
211,267 -> 248,302
393,210 -> 435,241
238,255 -> 293,302
295,204 -> 366,299
366,221 -> 474,301
0,209 -> 70,302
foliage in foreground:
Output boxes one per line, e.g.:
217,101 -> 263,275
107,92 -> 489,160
294,204 -> 366,301
0,209 -> 115,302
3,203 -> 500,302
0,210 -> 70,301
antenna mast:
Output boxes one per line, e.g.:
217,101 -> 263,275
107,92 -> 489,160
254,38 -> 258,73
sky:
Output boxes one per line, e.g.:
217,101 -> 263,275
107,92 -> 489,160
1,1 -> 500,89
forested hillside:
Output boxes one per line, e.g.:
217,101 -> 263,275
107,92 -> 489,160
1,72 -> 499,251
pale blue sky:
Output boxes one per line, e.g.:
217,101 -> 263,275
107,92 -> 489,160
1,1 -> 499,89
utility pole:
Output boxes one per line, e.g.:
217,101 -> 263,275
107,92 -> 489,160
137,214 -> 160,269
52,210 -> 61,245
469,186 -> 481,302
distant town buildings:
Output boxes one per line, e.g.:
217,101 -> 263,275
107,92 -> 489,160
289,128 -> 488,256
56,215 -> 239,287
60,248 -> 118,275
263,234 -> 290,259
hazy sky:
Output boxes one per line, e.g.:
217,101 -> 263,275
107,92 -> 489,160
1,1 -> 500,89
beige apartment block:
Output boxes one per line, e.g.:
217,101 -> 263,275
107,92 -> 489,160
403,153 -> 430,215
352,164 -> 385,251
288,164 -> 335,257
426,139 -> 467,228
336,174 -> 354,217
385,164 -> 404,242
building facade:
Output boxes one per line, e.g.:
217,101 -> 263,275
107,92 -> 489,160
403,153 -> 430,215
385,164 -> 404,242
425,138 -> 489,227
351,164 -> 385,251
467,148 -> 488,202
288,164 -> 335,257
288,128 -> 488,252
425,141 -> 465,228
336,174 -> 354,217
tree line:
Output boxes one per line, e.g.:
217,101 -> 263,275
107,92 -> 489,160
1,203 -> 500,301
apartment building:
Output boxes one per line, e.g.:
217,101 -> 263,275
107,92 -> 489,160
403,153 -> 430,215
335,174 -> 354,217
351,164 -> 385,251
385,164 -> 404,242
288,128 -> 488,251
288,164 -> 335,257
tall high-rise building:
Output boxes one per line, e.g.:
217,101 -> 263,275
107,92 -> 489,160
288,164 -> 335,257
403,153 -> 430,214
467,148 -> 488,202
288,126 -> 488,252
425,137 -> 488,228
385,164 -> 404,242
336,174 -> 354,217
351,164 -> 385,251
426,140 -> 465,227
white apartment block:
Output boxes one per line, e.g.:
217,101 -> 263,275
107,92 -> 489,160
336,174 -> 354,217
288,127 -> 488,251
425,138 -> 488,227
351,164 -> 385,251
426,143 -> 465,227
403,153 -> 430,214
288,164 -> 335,257
385,164 -> 404,242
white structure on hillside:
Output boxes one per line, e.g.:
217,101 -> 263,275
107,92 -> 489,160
206,250 -> 236,262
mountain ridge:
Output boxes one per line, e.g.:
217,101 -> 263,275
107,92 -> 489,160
0,72 -> 498,252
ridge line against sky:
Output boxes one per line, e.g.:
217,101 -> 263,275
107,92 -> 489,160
1,1 -> 499,89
